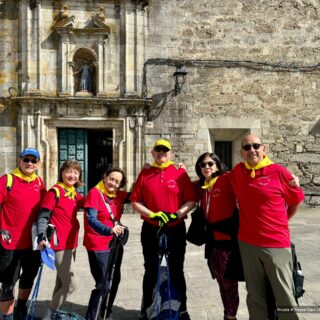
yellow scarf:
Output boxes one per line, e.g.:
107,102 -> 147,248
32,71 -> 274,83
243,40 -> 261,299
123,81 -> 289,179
201,176 -> 219,189
56,182 -> 77,200
95,180 -> 117,198
11,167 -> 38,183
244,156 -> 274,178
152,160 -> 174,169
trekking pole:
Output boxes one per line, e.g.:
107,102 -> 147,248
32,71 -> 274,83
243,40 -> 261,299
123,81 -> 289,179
155,227 -> 174,320
26,264 -> 44,320
161,231 -> 173,319
95,238 -> 121,320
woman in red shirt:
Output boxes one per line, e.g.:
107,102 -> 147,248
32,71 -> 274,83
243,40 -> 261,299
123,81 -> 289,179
84,168 -> 129,320
195,152 -> 239,320
36,160 -> 84,319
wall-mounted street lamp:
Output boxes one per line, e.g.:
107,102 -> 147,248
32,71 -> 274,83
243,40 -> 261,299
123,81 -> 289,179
173,66 -> 188,95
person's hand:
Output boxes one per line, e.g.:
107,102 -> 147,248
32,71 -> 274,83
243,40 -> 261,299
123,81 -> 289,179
37,233 -> 50,250
0,229 -> 11,244
143,162 -> 152,169
289,175 -> 300,187
164,212 -> 179,222
149,211 -> 169,226
112,224 -> 125,237
176,163 -> 186,170
37,239 -> 48,250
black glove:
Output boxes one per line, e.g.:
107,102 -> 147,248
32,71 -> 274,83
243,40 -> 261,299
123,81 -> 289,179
37,233 -> 48,245
164,212 -> 179,222
0,229 -> 11,243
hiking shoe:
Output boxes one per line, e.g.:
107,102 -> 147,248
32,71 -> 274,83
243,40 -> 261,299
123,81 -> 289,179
138,313 -> 148,320
14,306 -> 27,320
180,311 -> 191,320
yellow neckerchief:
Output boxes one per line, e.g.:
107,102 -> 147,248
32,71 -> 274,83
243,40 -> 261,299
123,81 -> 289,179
11,167 -> 38,183
56,182 -> 77,200
201,176 -> 219,189
95,180 -> 117,198
152,160 -> 174,169
244,156 -> 274,178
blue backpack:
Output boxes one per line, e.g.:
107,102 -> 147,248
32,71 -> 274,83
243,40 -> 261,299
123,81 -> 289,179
146,232 -> 181,320
147,266 -> 181,320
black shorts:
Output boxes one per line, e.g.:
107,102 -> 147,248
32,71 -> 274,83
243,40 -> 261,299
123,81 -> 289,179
0,244 -> 41,288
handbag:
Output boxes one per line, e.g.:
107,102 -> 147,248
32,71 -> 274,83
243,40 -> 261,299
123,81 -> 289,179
186,205 -> 207,246
291,242 -> 305,299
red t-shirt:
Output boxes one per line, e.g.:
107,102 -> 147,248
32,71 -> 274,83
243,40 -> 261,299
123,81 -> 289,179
130,165 -> 197,227
40,184 -> 84,250
83,188 -> 128,251
200,173 -> 236,241
0,174 -> 46,249
231,163 -> 304,248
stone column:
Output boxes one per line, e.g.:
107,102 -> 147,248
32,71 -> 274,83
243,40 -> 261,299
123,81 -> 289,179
25,2 -> 41,95
59,35 -> 71,96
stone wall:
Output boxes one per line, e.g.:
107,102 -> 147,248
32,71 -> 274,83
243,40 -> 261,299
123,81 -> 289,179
0,1 -> 19,171
143,0 -> 320,206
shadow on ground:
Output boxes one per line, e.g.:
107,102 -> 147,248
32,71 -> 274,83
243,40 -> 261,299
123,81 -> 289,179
27,301 -> 140,320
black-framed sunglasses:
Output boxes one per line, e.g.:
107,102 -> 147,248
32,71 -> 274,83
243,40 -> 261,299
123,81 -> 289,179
199,161 -> 216,168
22,157 -> 38,164
154,146 -> 170,153
242,143 -> 262,151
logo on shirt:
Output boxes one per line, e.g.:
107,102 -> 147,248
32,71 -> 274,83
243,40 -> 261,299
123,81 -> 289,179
211,188 -> 221,197
167,180 -> 177,188
257,176 -> 270,186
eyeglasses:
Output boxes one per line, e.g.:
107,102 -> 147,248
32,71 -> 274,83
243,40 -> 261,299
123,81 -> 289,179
22,157 -> 38,164
242,143 -> 262,151
154,146 -> 170,153
199,161 -> 216,168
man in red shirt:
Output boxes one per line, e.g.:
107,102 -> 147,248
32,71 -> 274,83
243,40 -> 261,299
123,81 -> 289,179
231,134 -> 304,320
0,148 -> 46,320
131,139 -> 196,320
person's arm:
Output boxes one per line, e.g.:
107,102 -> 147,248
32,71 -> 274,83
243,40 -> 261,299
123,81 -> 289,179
37,208 -> 52,249
176,201 -> 196,219
287,203 -> 301,220
131,201 -> 151,218
86,208 -> 125,237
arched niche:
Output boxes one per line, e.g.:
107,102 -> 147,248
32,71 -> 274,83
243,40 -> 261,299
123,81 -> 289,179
73,48 -> 97,96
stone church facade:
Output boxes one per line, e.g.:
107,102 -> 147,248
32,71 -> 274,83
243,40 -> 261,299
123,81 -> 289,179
0,0 -> 319,204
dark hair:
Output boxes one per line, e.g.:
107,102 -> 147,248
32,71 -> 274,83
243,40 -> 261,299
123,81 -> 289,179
195,152 -> 226,187
58,160 -> 84,188
102,167 -> 127,189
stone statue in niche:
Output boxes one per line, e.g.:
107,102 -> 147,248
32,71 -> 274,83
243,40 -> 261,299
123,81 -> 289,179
75,61 -> 92,93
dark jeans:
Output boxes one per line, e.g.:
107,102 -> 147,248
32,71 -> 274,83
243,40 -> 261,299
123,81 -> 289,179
141,221 -> 187,315
86,246 -> 123,320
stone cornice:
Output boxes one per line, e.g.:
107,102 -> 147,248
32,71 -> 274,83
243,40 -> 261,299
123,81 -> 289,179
13,96 -> 152,107
53,15 -> 111,36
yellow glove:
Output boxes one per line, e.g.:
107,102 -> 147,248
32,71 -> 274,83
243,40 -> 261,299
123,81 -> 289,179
149,211 -> 169,226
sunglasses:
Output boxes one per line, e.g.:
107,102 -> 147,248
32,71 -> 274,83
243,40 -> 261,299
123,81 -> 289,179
22,157 -> 38,164
242,143 -> 262,151
199,161 -> 216,168
154,146 -> 170,153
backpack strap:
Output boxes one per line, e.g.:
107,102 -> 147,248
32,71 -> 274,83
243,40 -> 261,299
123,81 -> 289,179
52,187 -> 60,205
6,174 -> 13,192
